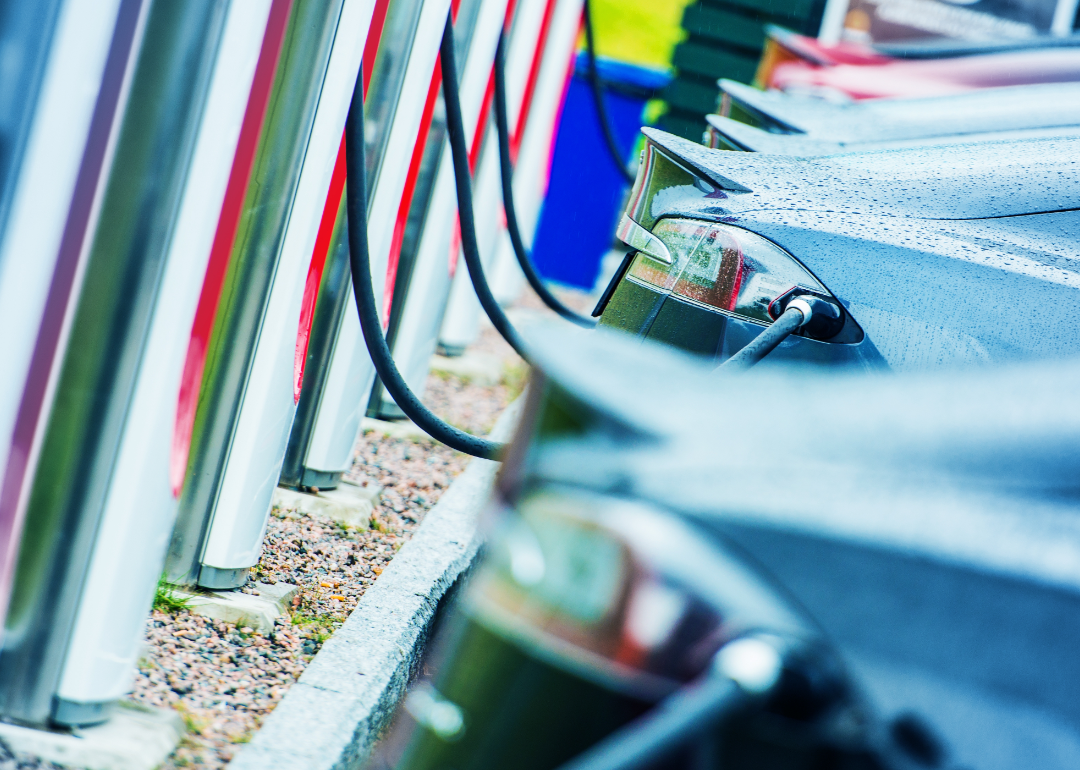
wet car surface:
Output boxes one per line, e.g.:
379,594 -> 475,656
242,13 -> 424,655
708,79 -> 1080,154
768,44 -> 1080,99
598,129 -> 1080,371
370,324 -> 1080,770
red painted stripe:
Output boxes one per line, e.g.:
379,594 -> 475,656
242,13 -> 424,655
294,0 -> 392,400
511,0 -> 559,161
382,58 -> 443,324
362,0 -> 392,90
384,1 -> 468,315
447,0 -> 515,278
503,0 -> 519,30
450,59 -> 498,278
170,0 -> 293,496
468,68 -> 496,172
293,140 -> 346,400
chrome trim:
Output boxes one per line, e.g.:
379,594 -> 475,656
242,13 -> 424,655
616,214 -> 673,265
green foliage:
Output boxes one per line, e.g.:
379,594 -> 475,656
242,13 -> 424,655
290,611 -> 336,636
152,574 -> 191,614
173,703 -> 207,735
501,361 -> 530,401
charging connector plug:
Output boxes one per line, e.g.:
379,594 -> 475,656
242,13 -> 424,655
720,298 -> 812,372
555,635 -> 785,770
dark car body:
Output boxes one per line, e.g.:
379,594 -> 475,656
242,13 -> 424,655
371,324 -> 1080,770
708,79 -> 1080,154
597,128 -> 1080,371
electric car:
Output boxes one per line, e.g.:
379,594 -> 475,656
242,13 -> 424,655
593,128 -> 1080,371
706,79 -> 1080,154
368,324 -> 1080,770
760,27 -> 1080,99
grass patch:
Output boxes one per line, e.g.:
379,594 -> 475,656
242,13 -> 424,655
290,610 -> 336,634
231,727 -> 255,745
502,361 -> 530,401
291,610 -> 338,653
173,703 -> 208,735
153,574 -> 191,614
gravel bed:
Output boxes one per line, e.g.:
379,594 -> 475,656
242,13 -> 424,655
126,328 -> 526,768
0,284 -> 587,770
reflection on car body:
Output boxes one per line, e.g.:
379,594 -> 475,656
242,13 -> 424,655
598,129 -> 1080,372
370,324 -> 1080,770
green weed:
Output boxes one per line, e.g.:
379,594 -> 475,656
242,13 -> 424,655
152,574 -> 191,614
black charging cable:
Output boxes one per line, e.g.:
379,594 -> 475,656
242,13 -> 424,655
582,0 -> 636,185
555,636 -> 782,770
559,677 -> 745,770
494,31 -> 596,329
720,294 -> 844,372
720,302 -> 810,372
440,16 -> 530,361
346,59 -> 506,461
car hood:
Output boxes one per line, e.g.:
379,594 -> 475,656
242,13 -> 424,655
643,127 -> 1080,219
719,79 -> 1080,143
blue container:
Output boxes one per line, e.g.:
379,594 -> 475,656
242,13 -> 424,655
530,54 -> 670,290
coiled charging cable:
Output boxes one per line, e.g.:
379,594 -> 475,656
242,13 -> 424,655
346,42 -> 505,461
493,31 -> 596,329
345,9 -> 652,458
582,0 -> 636,184
441,16 -> 530,361
556,636 -> 783,770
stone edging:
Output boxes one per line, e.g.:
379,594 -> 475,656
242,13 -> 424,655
228,400 -> 521,769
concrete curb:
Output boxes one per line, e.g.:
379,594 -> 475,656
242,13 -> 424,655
228,399 -> 522,770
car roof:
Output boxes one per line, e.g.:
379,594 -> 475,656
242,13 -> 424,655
643,127 -> 1080,219
718,79 -> 1080,143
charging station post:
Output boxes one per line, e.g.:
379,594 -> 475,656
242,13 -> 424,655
0,0 -> 106,643
280,0 -> 450,492
164,0 -> 376,592
280,0 -> 496,484
372,0 -> 516,418
0,0 -> 231,727
437,0 -> 584,355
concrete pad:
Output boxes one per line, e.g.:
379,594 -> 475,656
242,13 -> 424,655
0,701 -> 183,770
229,398 -> 523,770
429,352 -> 504,386
179,581 -> 298,634
273,481 -> 382,527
